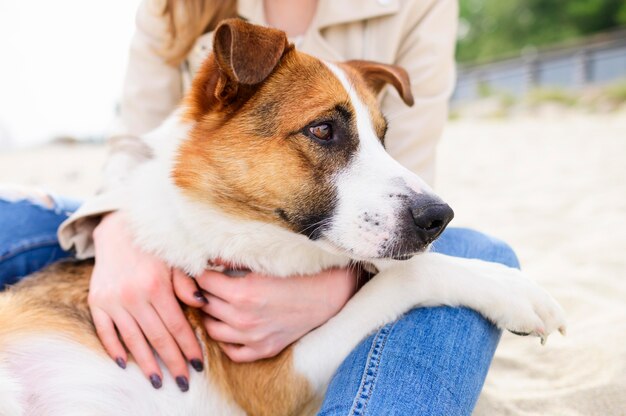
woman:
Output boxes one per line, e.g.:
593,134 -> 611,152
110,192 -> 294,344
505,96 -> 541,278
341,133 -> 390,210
0,0 -> 520,414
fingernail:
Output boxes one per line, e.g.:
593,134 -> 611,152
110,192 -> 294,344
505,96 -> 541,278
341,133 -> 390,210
150,374 -> 162,389
176,376 -> 189,392
193,291 -> 208,303
115,357 -> 126,369
224,269 -> 250,277
190,359 -> 204,372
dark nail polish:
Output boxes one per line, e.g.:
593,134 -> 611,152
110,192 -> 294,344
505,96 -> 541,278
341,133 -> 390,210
193,291 -> 208,303
190,359 -> 204,372
115,357 -> 126,369
176,376 -> 189,392
150,374 -> 162,389
224,269 -> 250,277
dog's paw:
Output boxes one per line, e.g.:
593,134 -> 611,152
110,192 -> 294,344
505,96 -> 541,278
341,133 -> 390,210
487,268 -> 567,345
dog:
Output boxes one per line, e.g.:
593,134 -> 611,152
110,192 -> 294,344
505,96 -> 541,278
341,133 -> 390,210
0,19 -> 566,416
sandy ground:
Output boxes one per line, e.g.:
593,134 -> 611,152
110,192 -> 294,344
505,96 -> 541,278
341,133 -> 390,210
1,113 -> 625,415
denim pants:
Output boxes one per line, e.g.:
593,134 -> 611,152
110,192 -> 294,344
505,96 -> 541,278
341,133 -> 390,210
0,196 -> 519,415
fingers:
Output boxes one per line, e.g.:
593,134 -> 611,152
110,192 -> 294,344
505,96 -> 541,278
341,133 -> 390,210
173,268 -> 207,307
110,309 -> 163,389
91,307 -> 127,369
151,289 -> 205,373
201,294 -> 239,326
195,270 -> 243,300
203,316 -> 249,345
203,316 -> 282,362
130,304 -> 190,389
218,342 -> 276,363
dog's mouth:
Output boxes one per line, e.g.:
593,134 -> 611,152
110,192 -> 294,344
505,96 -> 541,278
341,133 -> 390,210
381,242 -> 431,261
315,234 -> 431,262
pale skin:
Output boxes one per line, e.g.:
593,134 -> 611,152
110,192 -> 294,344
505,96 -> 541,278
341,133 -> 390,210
88,0 -> 357,391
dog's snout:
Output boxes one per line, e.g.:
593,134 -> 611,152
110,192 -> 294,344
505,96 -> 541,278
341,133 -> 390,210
410,200 -> 454,241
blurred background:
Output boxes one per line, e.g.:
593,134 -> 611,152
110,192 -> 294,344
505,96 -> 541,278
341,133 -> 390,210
454,0 -> 626,116
0,0 -> 141,149
1,0 -> 625,148
0,1 -> 624,415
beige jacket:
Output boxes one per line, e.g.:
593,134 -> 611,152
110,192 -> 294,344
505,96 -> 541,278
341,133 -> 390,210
58,0 -> 458,258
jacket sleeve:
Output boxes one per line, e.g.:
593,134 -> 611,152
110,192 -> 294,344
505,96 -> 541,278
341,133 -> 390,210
58,0 -> 183,258
381,0 -> 458,186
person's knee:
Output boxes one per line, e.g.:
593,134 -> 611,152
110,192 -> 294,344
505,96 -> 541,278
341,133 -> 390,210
486,235 -> 520,269
401,306 -> 501,347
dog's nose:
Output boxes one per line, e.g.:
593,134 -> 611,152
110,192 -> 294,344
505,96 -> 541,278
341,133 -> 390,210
410,199 -> 454,242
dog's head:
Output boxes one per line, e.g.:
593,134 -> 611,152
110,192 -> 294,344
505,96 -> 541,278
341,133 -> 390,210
173,19 -> 453,261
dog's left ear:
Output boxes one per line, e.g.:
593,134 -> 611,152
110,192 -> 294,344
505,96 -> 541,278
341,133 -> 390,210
213,19 -> 290,88
344,60 -> 414,107
185,19 -> 291,120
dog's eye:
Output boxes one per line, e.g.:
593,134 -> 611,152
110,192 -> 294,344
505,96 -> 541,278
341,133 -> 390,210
308,123 -> 332,141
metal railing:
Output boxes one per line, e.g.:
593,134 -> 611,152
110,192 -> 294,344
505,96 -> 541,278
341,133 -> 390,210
453,28 -> 626,102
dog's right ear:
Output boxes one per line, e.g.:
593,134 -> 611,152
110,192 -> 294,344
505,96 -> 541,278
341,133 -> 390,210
185,19 -> 291,121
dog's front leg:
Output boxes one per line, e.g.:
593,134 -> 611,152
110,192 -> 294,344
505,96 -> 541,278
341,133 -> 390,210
292,252 -> 566,393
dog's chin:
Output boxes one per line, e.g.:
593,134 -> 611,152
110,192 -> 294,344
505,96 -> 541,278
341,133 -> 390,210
317,236 -> 429,262
385,244 -> 430,261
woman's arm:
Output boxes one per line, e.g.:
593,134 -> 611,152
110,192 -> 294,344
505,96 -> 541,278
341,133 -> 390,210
381,0 -> 458,186
58,0 -> 184,258
116,0 -> 183,138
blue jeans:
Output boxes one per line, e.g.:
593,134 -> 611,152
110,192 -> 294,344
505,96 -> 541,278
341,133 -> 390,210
0,196 -> 80,286
0,197 -> 519,415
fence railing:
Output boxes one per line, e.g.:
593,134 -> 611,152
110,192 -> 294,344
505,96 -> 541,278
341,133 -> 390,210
453,28 -> 626,102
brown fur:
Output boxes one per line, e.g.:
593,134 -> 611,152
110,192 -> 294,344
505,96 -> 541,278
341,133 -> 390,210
343,60 -> 414,107
198,323 -> 318,416
0,261 -> 102,350
175,39 -> 357,238
0,261 -> 315,416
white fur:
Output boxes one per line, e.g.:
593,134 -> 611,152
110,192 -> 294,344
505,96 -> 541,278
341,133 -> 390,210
0,361 -> 22,416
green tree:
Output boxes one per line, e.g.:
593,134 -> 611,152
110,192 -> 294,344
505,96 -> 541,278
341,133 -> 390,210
457,0 -> 626,63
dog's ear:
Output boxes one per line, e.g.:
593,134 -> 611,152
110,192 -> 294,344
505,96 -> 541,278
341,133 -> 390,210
344,60 -> 414,107
213,19 -> 290,87
185,19 -> 291,120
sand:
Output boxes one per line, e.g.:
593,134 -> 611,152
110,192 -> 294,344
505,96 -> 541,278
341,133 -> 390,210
1,112 -> 625,415
437,113 -> 626,416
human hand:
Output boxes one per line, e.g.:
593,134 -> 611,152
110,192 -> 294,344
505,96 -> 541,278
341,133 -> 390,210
193,263 -> 359,362
89,211 -> 207,391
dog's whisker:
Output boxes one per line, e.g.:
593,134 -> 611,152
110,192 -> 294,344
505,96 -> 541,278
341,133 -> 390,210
299,217 -> 332,235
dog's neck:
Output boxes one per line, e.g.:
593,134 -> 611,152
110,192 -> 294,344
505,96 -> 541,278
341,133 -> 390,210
121,113 -> 351,277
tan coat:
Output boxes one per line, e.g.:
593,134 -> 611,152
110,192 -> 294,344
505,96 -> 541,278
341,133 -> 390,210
59,0 -> 458,258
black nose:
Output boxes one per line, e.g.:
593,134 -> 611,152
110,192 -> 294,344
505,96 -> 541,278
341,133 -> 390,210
410,199 -> 454,242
